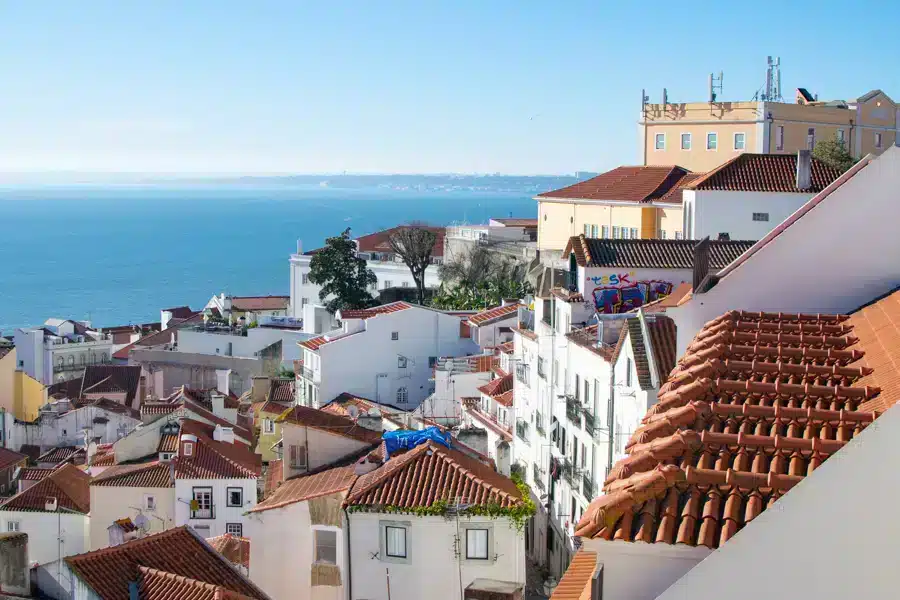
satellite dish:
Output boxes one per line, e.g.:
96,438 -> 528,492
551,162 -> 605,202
367,408 -> 382,418
347,405 -> 360,419
133,514 -> 150,532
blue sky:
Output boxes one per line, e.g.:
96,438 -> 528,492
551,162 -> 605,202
1,1 -> 896,175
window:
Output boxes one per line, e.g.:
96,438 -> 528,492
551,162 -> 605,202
574,374 -> 580,401
675,231 -> 683,240
7,520 -> 20,532
601,225 -> 609,238
837,129 -> 846,146
314,529 -> 338,564
626,358 -> 633,387
183,442 -> 194,456
384,524 -> 409,558
466,528 -> 490,559
752,212 -> 770,222
612,226 -> 621,239
654,133 -> 665,150
226,523 -> 243,537
733,132 -> 746,150
875,132 -> 883,149
630,227 -> 639,239
301,273 -> 309,284
398,356 -> 408,369
590,224 -> 599,238
584,378 -> 590,405
402,281 -> 409,287
391,332 -> 399,341
396,387 -> 408,404
144,494 -> 156,512
807,128 -> 815,150
384,280 -> 393,289
621,227 -> 630,239
289,444 -> 308,469
581,442 -> 587,469
681,133 -> 691,150
776,125 -> 785,151
227,488 -> 243,507
706,132 -> 717,150
263,418 -> 275,434
191,487 -> 213,519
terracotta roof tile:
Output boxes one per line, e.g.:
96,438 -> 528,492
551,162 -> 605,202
207,534 -> 251,569
138,566 -> 258,600
491,218 -> 538,227
263,460 -> 283,498
0,464 -> 90,513
277,406 -> 383,444
346,441 -> 522,509
174,419 -> 261,479
158,434 -> 179,453
469,304 -> 519,326
258,400 -> 291,416
338,301 -> 412,320
686,153 -> 843,193
0,447 -> 27,472
37,446 -> 84,466
66,527 -> 266,600
299,335 -> 329,351
496,341 -> 515,355
16,466 -> 57,481
576,308 -> 891,549
849,288 -> 900,413
92,461 -> 174,488
494,390 -> 514,407
657,172 -> 707,204
646,315 -> 677,382
353,225 -> 445,257
478,373 -> 514,398
46,365 -> 143,407
229,296 -> 289,311
563,235 -> 755,269
141,402 -> 178,417
268,378 -> 294,402
538,166 -> 692,203
550,550 -> 597,600
251,464 -> 358,513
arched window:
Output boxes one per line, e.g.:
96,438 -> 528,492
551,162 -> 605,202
396,387 -> 408,404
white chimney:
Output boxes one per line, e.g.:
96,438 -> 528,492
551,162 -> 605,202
213,424 -> 235,444
210,392 -> 226,418
796,150 -> 812,191
215,369 -> 232,397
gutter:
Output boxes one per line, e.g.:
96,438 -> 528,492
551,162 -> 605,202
343,505 -> 353,600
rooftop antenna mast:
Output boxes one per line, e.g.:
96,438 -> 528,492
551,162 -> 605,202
708,71 -> 724,103
761,56 -> 784,102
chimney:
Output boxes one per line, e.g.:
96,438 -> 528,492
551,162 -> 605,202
213,424 -> 235,444
796,150 -> 812,191
250,376 -> 270,404
215,369 -> 232,397
210,392 -> 226,417
692,237 -> 711,292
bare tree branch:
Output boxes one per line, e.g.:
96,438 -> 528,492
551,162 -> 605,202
388,225 -> 438,305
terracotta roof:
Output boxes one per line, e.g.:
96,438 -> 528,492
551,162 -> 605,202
258,400 -> 291,416
66,526 -> 267,600
496,341 -> 515,355
686,153 -> 844,193
174,419 -> 261,479
491,218 -> 538,227
0,464 -> 90,513
179,399 -> 254,442
138,565 -> 258,600
16,466 -> 57,481
353,225 -> 445,257
848,288 -> 900,413
277,406 -> 383,444
207,534 -> 251,569
338,301 -> 412,320
468,304 -> 519,326
91,444 -> 116,467
563,235 -> 756,269
494,390 -> 514,407
141,402 -> 178,417
229,296 -> 290,311
575,308 -> 887,548
158,434 -> 179,453
37,446 -> 83,466
251,464 -> 358,513
166,386 -> 240,410
551,288 -> 585,303
550,550 -> 597,600
0,447 -> 27,472
47,365 -> 143,407
299,335 -> 328,351
112,313 -> 203,360
646,315 -> 677,382
268,378 -> 294,402
538,166 -> 693,204
478,373 -> 513,398
641,282 -> 692,313
345,440 -> 522,509
92,461 -> 174,488
657,172 -> 707,204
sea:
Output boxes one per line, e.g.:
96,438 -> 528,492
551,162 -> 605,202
0,184 -> 538,332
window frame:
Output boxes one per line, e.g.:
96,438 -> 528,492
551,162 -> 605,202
143,494 -> 157,512
396,387 -> 409,404
263,418 -> 275,434
875,131 -> 883,149
625,357 -> 633,388
462,523 -> 494,563
733,132 -> 746,151
226,522 -> 243,537
313,528 -> 338,565
654,133 -> 665,151
7,520 -> 21,532
379,520 -> 412,564
680,132 -> 691,150
752,212 -> 770,222
391,332 -> 399,341
630,227 -> 638,239
226,487 -> 244,508
775,125 -> 785,151
807,127 -> 816,150
191,486 -> 214,519
601,225 -> 609,239
706,132 -> 718,151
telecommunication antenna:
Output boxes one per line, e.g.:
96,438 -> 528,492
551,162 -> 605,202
760,57 -> 783,102
709,71 -> 724,103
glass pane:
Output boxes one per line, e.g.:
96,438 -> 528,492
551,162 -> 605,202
386,526 -> 407,558
466,529 -> 489,559
316,530 -> 337,564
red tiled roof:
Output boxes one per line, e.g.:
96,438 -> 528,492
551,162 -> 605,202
207,534 -> 251,569
645,315 -> 677,382
538,166 -> 693,204
550,550 -> 597,600
66,527 -> 266,600
17,466 -> 57,481
468,304 -> 519,326
141,402 -> 178,417
0,464 -> 90,513
230,296 -> 290,311
686,153 -> 844,193
478,373 -> 513,398
563,235 -> 756,269
657,172 -> 707,204
299,335 -> 329,350
179,399 -> 254,442
268,378 -> 294,402
551,288 -> 585,303
158,434 -> 179,453
354,225 -> 445,257
92,461 -> 174,488
251,464 -> 358,513
175,419 -> 261,479
277,406 -> 383,445
345,440 -> 522,509
496,341 -> 515,355
494,390 -> 514,407
37,446 -> 84,466
138,566 -> 258,600
338,301 -> 412,320
848,288 -> 900,413
258,400 -> 291,416
575,308 -> 887,548
0,447 -> 27,472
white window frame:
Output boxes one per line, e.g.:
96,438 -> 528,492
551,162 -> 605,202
601,225 -> 609,238
6,520 -> 20,532
263,418 -> 275,434
775,125 -> 785,151
182,442 -> 194,457
733,132 -> 746,151
680,132 -> 691,150
462,523 -> 494,563
313,527 -> 338,565
706,132 -> 718,151
396,387 -> 408,404
226,523 -> 243,537
875,132 -> 883,149
675,231 -> 683,240
143,494 -> 157,512
630,227 -> 638,239
612,226 -> 621,239
660,229 -> 667,239
379,520 -> 411,564
654,133 -> 665,151
226,487 -> 243,508
807,127 -> 815,150
301,273 -> 309,285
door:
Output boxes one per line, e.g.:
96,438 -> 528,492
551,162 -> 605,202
376,373 -> 390,403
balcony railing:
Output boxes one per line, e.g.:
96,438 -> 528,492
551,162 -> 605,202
562,459 -> 578,486
583,411 -> 595,435
533,463 -> 545,491
565,395 -> 582,427
582,474 -> 594,499
515,363 -> 530,386
301,366 -> 314,380
190,506 -> 214,520
515,420 -> 529,443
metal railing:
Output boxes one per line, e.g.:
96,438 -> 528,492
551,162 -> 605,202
565,395 -> 582,427
515,420 -> 529,443
583,411 -> 595,435
582,474 -> 594,499
533,463 -> 545,491
562,459 -> 578,486
191,506 -> 214,520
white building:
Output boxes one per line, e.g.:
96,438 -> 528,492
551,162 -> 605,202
296,302 -> 478,410
249,437 -> 527,600
204,294 -> 291,324
681,151 -> 843,241
289,226 -> 445,316
444,219 -> 538,264
467,302 -> 520,350
0,464 -> 91,566
417,353 -> 496,425
177,320 -> 314,370
15,319 -> 114,385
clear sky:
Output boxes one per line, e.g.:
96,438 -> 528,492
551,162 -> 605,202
1,1 -> 897,175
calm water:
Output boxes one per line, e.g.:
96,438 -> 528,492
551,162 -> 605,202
0,185 -> 535,332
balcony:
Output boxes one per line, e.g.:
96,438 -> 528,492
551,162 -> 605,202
583,411 -> 595,435
515,420 -> 530,444
466,404 -> 512,440
562,459 -> 578,486
515,363 -> 530,386
533,463 -> 545,492
582,474 -> 594,499
190,506 -> 214,520
565,395 -> 582,427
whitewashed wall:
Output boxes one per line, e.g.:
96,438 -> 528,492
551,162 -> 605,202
685,189 -> 814,241
88,486 -> 176,550
174,477 -> 257,538
0,511 -> 89,566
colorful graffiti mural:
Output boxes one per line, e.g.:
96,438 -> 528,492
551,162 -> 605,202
590,279 -> 674,314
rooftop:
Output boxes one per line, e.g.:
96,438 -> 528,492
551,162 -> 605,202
47,365 -> 143,407
0,447 -> 27,472
229,295 -> 290,311
564,235 -> 756,270
538,165 -> 693,204
337,301 -> 412,320
468,303 -> 520,327
276,405 -> 384,445
36,445 -> 83,466
207,533 -> 251,569
550,550 -> 598,600
0,464 -> 90,514
92,461 -> 174,488
478,373 -> 514,399
686,152 -> 844,194
251,464 -> 358,513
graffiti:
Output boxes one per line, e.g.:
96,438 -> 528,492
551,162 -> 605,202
589,272 -> 634,287
590,280 -> 674,314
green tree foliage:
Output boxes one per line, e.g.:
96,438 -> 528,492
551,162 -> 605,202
432,245 -> 533,310
309,228 -> 378,314
812,134 -> 858,173
389,225 -> 437,305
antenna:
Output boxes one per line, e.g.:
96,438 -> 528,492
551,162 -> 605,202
709,71 -> 723,103
662,88 -> 668,106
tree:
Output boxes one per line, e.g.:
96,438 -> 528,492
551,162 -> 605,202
813,134 -> 858,173
309,228 -> 378,314
389,225 -> 438,305
432,245 -> 533,310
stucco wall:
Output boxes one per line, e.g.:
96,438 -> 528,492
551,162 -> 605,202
13,369 -> 46,422
686,189 -> 814,242
538,201 -> 647,253
0,350 -> 16,415
174,477 -> 257,538
89,485 -> 176,550
0,511 -> 89,566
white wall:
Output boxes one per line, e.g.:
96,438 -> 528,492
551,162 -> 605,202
472,314 -> 518,350
348,512 -> 525,600
89,486 -> 176,550
654,401 -> 900,600
0,511 -> 89,566
669,147 -> 900,357
685,189 -> 814,241
418,369 -> 491,423
578,538 -> 710,600
14,407 -> 141,451
281,424 -> 371,480
174,477 -> 257,538
178,327 -> 313,364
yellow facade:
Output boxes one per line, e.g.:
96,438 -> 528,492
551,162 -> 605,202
0,349 -> 15,415
641,91 -> 898,172
13,370 -> 46,422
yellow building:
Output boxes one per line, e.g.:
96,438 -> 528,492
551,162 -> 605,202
12,369 -> 46,422
252,378 -> 294,463
0,348 -> 15,416
641,89 -> 898,172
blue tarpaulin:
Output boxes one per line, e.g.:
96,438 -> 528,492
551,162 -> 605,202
382,426 -> 451,459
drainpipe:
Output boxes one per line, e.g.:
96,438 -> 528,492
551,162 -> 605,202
343,506 -> 353,600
